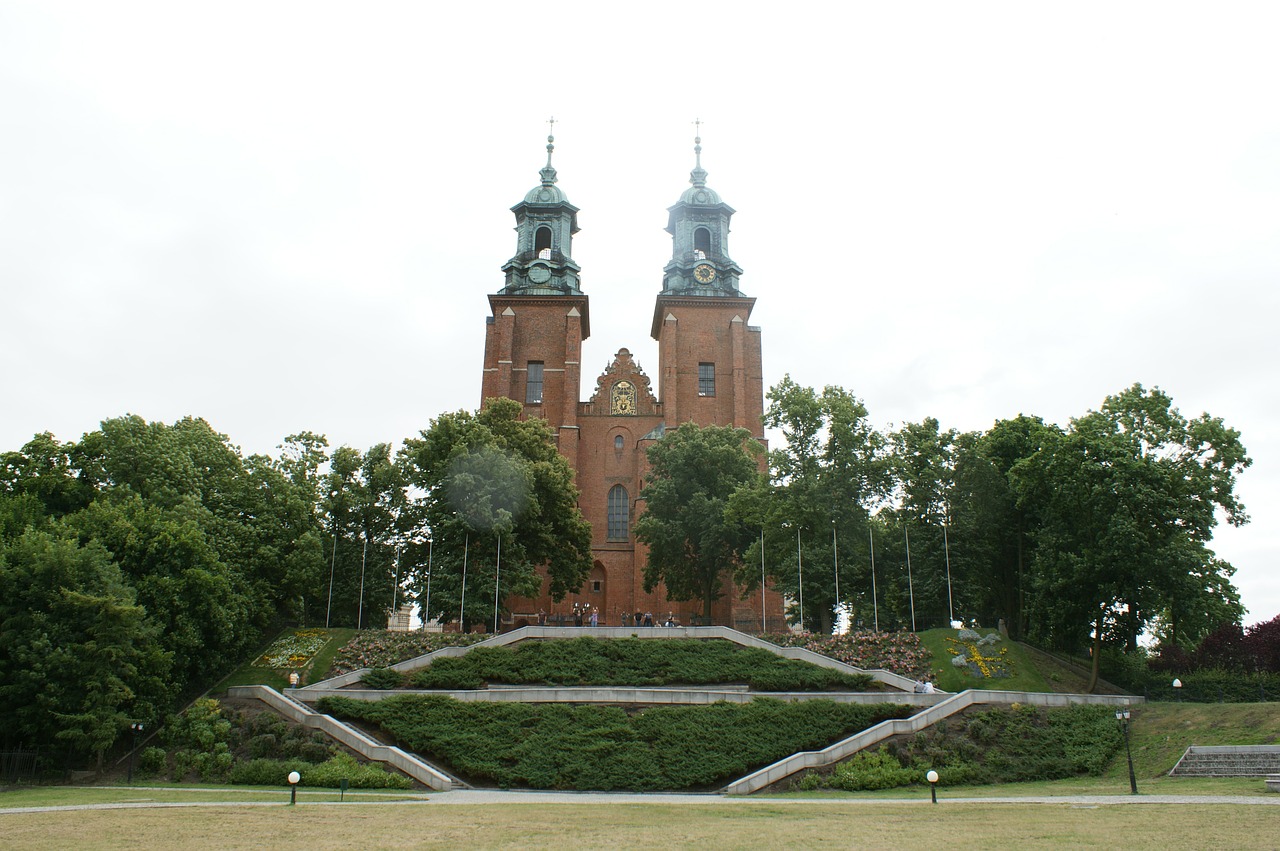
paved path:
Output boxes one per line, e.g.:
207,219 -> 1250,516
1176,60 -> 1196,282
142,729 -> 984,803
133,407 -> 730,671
4,790 -> 1278,814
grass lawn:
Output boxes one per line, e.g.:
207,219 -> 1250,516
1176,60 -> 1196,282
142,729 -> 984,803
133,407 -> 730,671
915,628 -> 1050,693
2,796 -> 1277,850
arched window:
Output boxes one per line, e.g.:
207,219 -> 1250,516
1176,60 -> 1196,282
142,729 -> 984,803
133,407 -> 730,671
535,226 -> 553,256
614,435 -> 624,450
694,227 -> 711,256
607,485 -> 629,541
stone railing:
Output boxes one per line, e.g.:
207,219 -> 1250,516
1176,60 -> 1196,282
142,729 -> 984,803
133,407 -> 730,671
721,689 -> 1139,795
227,684 -> 453,791
1169,745 -> 1280,777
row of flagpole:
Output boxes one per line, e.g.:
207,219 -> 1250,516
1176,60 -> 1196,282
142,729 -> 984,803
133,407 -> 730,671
762,519 -> 955,633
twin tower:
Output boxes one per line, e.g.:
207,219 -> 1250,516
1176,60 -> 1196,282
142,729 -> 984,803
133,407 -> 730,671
479,131 -> 779,628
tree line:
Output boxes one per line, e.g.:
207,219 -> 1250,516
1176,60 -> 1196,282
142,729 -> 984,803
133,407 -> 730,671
0,399 -> 591,767
0,379 -> 1253,762
637,379 -> 1252,691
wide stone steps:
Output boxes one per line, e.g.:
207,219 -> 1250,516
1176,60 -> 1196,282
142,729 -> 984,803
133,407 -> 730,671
1169,745 -> 1280,777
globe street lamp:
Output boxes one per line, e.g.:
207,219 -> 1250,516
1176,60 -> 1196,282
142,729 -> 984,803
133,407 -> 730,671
126,722 -> 144,784
288,770 -> 301,805
926,769 -> 939,804
1115,706 -> 1138,795
1173,678 -> 1183,702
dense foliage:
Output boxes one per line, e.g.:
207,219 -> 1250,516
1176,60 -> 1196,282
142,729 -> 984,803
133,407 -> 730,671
357,637 -> 874,691
634,423 -> 763,622
738,379 -> 1251,692
799,703 -> 1123,790
0,420 -> 328,765
399,398 -> 593,631
140,697 -> 408,788
319,694 -> 913,791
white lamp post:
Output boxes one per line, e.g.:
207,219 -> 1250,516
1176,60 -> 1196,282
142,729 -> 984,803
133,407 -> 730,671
926,769 -> 939,804
288,770 -> 301,805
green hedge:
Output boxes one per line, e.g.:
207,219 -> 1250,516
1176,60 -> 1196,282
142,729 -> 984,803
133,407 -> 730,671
801,703 -> 1123,791
318,694 -> 912,791
395,637 -> 872,691
230,753 -> 412,789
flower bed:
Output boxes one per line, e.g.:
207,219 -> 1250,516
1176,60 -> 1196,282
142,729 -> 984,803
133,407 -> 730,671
758,630 -> 933,680
945,629 -> 1013,679
256,629 -> 330,669
327,630 -> 485,675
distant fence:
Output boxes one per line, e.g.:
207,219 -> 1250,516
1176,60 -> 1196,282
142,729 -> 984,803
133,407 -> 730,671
1,748 -> 39,783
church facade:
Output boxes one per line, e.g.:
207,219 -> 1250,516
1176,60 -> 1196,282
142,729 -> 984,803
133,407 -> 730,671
479,132 -> 785,629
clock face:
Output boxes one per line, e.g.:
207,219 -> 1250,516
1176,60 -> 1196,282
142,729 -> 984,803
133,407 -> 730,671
694,264 -> 716,284
528,265 -> 551,284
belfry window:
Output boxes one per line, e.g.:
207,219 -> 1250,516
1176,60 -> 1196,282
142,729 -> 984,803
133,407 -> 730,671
607,485 -> 630,540
698,362 -> 715,396
526,361 -> 544,404
535,226 -> 553,258
694,227 -> 711,257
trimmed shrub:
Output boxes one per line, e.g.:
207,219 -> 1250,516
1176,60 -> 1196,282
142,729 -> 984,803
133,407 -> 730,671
798,703 -> 1123,792
229,754 -> 412,789
405,637 -> 872,691
138,746 -> 167,778
362,667 -> 405,690
318,693 -> 912,792
826,747 -> 920,790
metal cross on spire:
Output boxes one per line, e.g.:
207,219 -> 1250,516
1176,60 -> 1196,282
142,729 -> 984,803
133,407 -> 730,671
690,117 -> 707,187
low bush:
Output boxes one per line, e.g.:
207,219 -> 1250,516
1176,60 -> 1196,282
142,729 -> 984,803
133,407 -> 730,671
798,703 -> 1123,791
138,746 -> 167,778
230,753 -> 413,789
825,747 -> 921,790
318,693 -> 912,791
404,637 -> 873,691
362,667 -> 405,690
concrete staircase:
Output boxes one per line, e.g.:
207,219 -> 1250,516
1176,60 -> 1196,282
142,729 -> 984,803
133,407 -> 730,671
1168,745 -> 1280,777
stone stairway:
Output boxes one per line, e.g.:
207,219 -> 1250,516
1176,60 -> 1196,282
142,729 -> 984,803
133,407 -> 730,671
1168,745 -> 1280,777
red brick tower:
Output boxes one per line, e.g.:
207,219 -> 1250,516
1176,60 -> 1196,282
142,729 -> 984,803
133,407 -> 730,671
482,130 -> 783,630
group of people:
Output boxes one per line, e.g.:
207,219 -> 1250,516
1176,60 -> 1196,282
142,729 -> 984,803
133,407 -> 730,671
535,607 -> 682,628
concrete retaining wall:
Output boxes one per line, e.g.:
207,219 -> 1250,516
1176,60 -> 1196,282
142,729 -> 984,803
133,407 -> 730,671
228,685 -> 453,791
293,686 -> 951,708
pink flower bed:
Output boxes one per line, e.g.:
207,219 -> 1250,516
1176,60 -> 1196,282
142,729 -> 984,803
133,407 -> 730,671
758,630 -> 933,680
328,631 -> 485,675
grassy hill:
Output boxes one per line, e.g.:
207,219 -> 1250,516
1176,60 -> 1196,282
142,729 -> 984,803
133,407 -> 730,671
915,627 -> 1052,693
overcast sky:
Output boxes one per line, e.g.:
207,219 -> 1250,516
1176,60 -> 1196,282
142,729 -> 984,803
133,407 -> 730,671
2,2 -> 1277,624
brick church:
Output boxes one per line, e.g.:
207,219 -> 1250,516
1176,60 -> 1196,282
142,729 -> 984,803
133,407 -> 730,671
480,130 -> 786,630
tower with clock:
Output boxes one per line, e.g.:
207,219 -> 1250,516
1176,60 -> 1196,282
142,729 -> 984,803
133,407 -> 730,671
479,127 -> 781,631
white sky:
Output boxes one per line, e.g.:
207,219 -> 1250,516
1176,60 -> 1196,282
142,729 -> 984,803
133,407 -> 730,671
2,2 -> 1277,624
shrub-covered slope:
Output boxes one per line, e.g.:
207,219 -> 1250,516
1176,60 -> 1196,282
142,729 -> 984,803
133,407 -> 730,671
363,637 -> 875,691
320,694 -> 913,791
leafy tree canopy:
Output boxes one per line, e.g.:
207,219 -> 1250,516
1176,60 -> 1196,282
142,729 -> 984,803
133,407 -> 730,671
634,422 -> 763,622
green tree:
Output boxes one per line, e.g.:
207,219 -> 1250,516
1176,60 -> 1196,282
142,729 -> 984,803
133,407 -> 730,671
731,378 -> 889,633
1012,384 -> 1249,691
949,416 -> 1058,638
399,399 -> 592,631
0,529 -> 170,765
635,422 -> 763,623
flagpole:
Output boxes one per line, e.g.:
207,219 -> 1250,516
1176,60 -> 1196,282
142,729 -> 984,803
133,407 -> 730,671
905,525 -> 916,632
